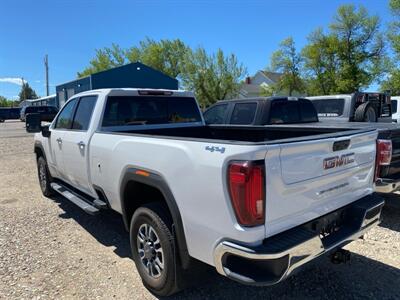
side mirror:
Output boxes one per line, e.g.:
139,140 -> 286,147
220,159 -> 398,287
42,125 -> 51,138
26,113 -> 41,133
26,114 -> 52,138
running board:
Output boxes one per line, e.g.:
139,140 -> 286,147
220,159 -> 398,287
50,182 -> 99,215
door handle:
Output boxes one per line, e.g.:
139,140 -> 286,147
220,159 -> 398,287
56,138 -> 62,144
77,141 -> 85,149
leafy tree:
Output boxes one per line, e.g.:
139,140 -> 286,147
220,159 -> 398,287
381,0 -> 400,94
330,5 -> 385,93
181,47 -> 246,108
79,39 -> 188,78
0,96 -> 9,107
302,29 -> 340,95
78,43 -> 126,77
19,82 -> 38,101
268,37 -> 305,96
126,38 -> 189,78
0,96 -> 19,107
78,39 -> 245,107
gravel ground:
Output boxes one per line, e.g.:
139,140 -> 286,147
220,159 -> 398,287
1,120 -> 400,299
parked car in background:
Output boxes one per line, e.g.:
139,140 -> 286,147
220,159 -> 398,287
307,92 -> 392,123
203,97 -> 318,125
26,89 -> 384,296
0,107 -> 21,122
20,105 -> 58,122
205,97 -> 400,195
391,96 -> 400,123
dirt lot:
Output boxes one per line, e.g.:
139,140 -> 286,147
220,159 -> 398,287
1,120 -> 400,299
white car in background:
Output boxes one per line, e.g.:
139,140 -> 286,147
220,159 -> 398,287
392,96 -> 400,123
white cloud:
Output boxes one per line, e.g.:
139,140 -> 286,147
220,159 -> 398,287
0,77 -> 27,86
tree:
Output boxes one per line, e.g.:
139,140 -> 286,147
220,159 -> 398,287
268,37 -> 304,96
181,47 -> 246,108
381,0 -> 400,94
302,29 -> 340,95
78,43 -> 126,77
19,82 -> 38,101
78,39 -> 246,107
126,38 -> 189,78
330,5 -> 385,93
78,39 -> 189,78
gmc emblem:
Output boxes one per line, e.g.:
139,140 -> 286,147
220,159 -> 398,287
323,153 -> 355,170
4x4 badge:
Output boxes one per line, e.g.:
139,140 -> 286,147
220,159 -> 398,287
205,146 -> 226,154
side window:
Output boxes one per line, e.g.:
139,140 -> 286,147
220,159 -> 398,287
230,103 -> 257,125
299,100 -> 318,122
203,104 -> 228,124
54,99 -> 77,129
72,96 -> 97,130
269,101 -> 300,124
392,100 -> 398,114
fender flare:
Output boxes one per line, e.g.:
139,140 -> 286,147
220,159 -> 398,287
120,167 -> 190,268
34,141 -> 47,161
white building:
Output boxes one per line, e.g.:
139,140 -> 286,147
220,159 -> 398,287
238,71 -> 283,98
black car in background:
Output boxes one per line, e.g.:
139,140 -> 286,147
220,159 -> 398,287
0,107 -> 21,122
20,106 -> 58,122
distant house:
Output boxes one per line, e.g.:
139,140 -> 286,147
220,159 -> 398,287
238,71 -> 283,98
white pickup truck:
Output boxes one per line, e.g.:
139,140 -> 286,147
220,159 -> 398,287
26,88 -> 384,296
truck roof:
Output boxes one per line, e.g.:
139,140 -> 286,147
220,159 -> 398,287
72,88 -> 194,98
215,96 -> 310,104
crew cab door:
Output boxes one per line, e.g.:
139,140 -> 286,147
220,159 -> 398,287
47,98 -> 78,179
62,96 -> 97,196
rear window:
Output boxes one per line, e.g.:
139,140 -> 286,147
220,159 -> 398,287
102,96 -> 202,127
392,100 -> 398,114
230,103 -> 257,125
312,99 -> 345,117
268,100 -> 318,124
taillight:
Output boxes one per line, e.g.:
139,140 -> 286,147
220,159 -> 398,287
375,139 -> 392,181
227,161 -> 265,226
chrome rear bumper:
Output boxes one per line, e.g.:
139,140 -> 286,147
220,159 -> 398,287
214,194 -> 384,285
375,178 -> 400,194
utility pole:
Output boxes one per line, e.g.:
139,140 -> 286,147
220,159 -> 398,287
44,54 -> 49,96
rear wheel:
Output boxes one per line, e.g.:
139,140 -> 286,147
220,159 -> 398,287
37,156 -> 54,197
130,203 -> 183,296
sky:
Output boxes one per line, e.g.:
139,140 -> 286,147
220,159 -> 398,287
0,0 -> 392,99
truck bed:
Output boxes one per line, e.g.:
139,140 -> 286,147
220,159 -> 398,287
103,124 -> 373,144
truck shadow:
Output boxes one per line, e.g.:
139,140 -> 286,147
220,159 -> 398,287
50,194 -> 132,259
167,254 -> 400,300
49,193 -> 400,299
379,196 -> 400,232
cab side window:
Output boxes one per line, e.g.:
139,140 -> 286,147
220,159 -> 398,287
203,104 -> 228,124
54,99 -> 77,129
72,96 -> 97,130
230,103 -> 257,125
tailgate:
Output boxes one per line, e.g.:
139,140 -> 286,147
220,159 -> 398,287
264,130 -> 377,237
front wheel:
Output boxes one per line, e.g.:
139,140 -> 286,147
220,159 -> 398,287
130,203 -> 182,297
37,156 -> 54,197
